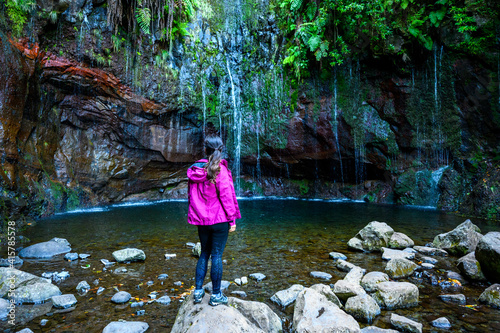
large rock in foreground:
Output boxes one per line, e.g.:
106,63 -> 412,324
294,288 -> 360,333
18,238 -> 71,259
372,282 -> 419,310
475,232 -> 500,282
457,252 -> 486,281
0,268 -> 61,303
432,220 -> 482,256
271,284 -> 304,307
478,284 -> 500,308
348,221 -> 394,252
112,248 -> 146,263
171,293 -> 282,333
385,258 -> 418,279
345,294 -> 381,323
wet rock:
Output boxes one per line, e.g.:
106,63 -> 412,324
40,319 -> 49,326
79,254 -> 90,259
475,232 -> 500,283
231,291 -> 247,297
361,272 -> 390,292
403,247 -> 417,254
64,253 -> 79,261
348,221 -> 394,252
310,271 -> 332,280
344,294 -> 381,323
171,293 -> 282,332
329,252 -> 348,261
360,327 -> 399,333
413,246 -> 448,256
432,317 -> 451,329
348,237 -> 364,251
192,242 -> 201,257
102,321 -> 149,333
421,263 -> 434,269
382,247 -> 415,260
421,256 -> 438,265
203,280 -> 230,293
385,258 -> 418,279
164,253 -> 177,259
0,268 -> 61,303
310,284 -> 343,308
336,259 -> 357,272
16,329 -> 34,333
388,232 -> 414,249
446,271 -> 467,285
249,273 -> 266,282
0,298 -> 10,320
174,281 -> 182,286
112,248 -> 146,262
373,282 -> 419,309
114,267 -> 128,274
432,220 -> 483,256
156,296 -> 171,305
390,313 -> 422,333
334,280 -> 366,302
111,291 -> 132,304
478,284 -> 500,308
97,287 -> 105,295
0,256 -> 23,267
18,238 -> 71,259
457,252 -> 486,281
76,281 -> 90,293
293,288 -> 360,333
158,274 -> 168,280
131,301 -> 144,308
270,284 -> 304,307
344,266 -> 366,284
51,294 -> 77,309
438,294 -> 466,305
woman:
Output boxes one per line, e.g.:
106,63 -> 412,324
187,135 -> 241,306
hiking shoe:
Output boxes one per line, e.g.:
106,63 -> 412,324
193,289 -> 205,304
209,292 -> 228,306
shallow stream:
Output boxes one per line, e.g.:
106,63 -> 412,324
7,199 -> 500,332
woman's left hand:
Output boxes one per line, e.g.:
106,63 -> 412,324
229,224 -> 236,232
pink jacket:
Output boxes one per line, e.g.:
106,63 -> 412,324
187,159 -> 241,226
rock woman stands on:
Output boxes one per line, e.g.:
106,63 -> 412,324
187,135 -> 241,306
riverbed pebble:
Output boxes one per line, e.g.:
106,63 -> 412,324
174,281 -> 182,286
421,263 -> 435,269
131,301 -> 144,307
438,293 -> 466,305
100,259 -> 115,266
51,294 -> 77,309
78,253 -> 90,259
158,273 -> 168,280
164,253 -> 177,259
249,273 -> 266,281
102,321 -> 149,333
231,291 -> 247,297
40,319 -> 49,326
421,256 -> 438,265
432,317 -> 451,329
16,328 -> 34,333
336,259 -> 357,272
64,253 -> 79,261
112,248 -> 146,262
76,281 -> 90,293
333,280 -> 366,301
111,291 -> 131,304
329,252 -> 347,261
310,271 -> 332,280
114,267 -> 128,274
156,296 -> 171,305
97,287 -> 105,295
391,313 -> 422,333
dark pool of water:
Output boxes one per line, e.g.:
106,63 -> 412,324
8,199 -> 500,332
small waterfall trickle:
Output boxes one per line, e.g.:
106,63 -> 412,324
430,165 -> 449,207
226,58 -> 242,191
332,68 -> 344,184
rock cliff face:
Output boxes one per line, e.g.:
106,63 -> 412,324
1,0 -> 499,224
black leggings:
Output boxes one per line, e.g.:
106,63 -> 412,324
195,222 -> 229,294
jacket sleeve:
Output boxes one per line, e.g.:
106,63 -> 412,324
216,165 -> 241,225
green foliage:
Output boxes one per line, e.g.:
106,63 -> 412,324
277,0 -> 500,78
5,0 -> 35,36
135,7 -> 151,35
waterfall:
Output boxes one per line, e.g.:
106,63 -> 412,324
253,79 -> 261,183
202,79 -> 207,136
429,165 -> 449,207
226,58 -> 241,191
332,68 -> 344,183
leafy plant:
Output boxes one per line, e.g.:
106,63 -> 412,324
5,0 -> 35,36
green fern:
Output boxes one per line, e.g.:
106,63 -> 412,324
135,7 -> 151,35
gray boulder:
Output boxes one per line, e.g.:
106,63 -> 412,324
111,291 -> 132,304
329,252 -> 348,261
475,232 -> 500,282
388,232 -> 414,249
413,246 -> 448,256
270,284 -> 304,307
348,221 -> 394,252
478,284 -> 500,308
112,248 -> 146,262
310,284 -> 343,308
344,294 -> 381,323
382,247 -> 415,260
361,327 -> 399,333
102,321 -> 149,333
457,252 -> 486,281
171,293 -> 282,333
373,281 -> 419,309
385,258 -> 418,279
390,313 -> 422,333
421,256 -> 438,264
432,317 -> 451,329
203,280 -> 231,293
361,272 -> 390,293
336,259 -> 357,272
0,298 -> 10,320
294,288 -> 360,333
0,268 -> 61,303
334,280 -> 366,302
310,271 -> 332,280
344,266 -> 366,284
18,238 -> 71,259
51,294 -> 77,309
432,220 -> 482,255
438,294 -> 466,305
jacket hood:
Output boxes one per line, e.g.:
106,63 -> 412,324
187,159 -> 228,183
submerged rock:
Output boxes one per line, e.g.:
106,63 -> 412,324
76,281 -> 91,293
457,252 -> 486,281
18,238 -> 71,259
310,271 -> 332,280
360,327 -> 399,333
432,317 -> 451,329
156,295 -> 171,305
329,252 -> 348,261
270,284 -> 304,307
388,232 -> 414,249
51,294 -> 77,309
112,248 -> 146,262
336,259 -> 357,272
478,284 -> 500,308
385,258 -> 418,279
171,293 -> 282,333
390,313 -> 422,333
373,282 -> 419,309
432,220 -> 483,256
294,288 -> 360,333
475,232 -> 500,283
0,256 -> 23,267
0,268 -> 61,303
344,294 -> 381,323
102,321 -> 149,333
111,291 -> 132,304
438,294 -> 466,305
249,273 -> 266,282
361,272 -> 390,293
64,253 -> 79,261
413,246 -> 448,256
348,221 -> 394,252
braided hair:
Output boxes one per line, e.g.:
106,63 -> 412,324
204,136 -> 224,183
